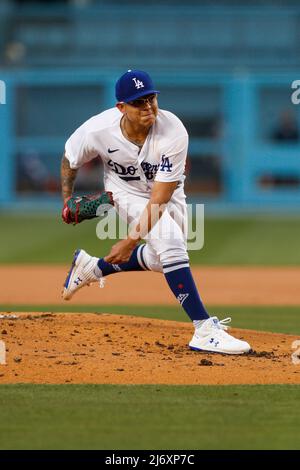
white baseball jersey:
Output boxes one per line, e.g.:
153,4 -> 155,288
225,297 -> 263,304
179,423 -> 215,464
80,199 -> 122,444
65,107 -> 188,198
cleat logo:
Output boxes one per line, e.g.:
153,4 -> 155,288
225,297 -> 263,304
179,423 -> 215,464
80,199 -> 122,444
177,293 -> 189,305
210,338 -> 220,347
74,277 -> 82,286
112,264 -> 122,272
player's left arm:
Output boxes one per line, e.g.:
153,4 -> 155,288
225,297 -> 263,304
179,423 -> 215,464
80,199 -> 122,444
104,180 -> 178,264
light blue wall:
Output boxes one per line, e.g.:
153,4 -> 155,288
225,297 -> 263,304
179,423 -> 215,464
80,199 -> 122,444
3,5 -> 300,69
1,69 -> 300,210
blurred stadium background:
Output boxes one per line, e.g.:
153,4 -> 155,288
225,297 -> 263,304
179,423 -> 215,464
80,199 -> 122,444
1,0 -> 300,212
1,0 -> 300,451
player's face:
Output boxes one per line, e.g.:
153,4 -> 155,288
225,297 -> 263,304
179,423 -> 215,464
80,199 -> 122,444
118,94 -> 158,128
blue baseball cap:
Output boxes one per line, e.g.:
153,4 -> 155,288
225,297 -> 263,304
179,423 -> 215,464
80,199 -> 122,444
115,69 -> 160,103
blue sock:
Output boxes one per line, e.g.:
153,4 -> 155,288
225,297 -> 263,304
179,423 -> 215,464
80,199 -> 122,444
97,244 -> 148,276
163,264 -> 210,321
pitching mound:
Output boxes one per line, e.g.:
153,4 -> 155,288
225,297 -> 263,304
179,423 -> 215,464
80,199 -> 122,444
0,312 -> 299,385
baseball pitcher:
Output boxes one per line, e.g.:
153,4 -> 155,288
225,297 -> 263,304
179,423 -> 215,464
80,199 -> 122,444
61,69 -> 251,355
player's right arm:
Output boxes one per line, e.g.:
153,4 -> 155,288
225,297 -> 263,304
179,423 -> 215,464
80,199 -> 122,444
61,153 -> 78,203
61,116 -> 101,202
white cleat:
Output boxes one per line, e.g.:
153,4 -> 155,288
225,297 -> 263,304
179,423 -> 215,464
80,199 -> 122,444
189,316 -> 251,355
62,249 -> 100,301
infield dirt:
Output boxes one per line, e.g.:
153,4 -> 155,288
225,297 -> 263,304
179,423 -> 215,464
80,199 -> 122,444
0,312 -> 300,385
0,265 -> 299,305
1,265 -> 299,385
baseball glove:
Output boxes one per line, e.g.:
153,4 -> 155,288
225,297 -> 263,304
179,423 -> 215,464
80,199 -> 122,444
62,191 -> 114,225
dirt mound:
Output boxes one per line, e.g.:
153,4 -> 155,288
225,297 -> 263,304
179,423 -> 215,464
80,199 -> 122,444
0,312 -> 299,385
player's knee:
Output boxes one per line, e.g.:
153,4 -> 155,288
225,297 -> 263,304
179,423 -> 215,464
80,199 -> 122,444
143,239 -> 188,272
141,244 -> 163,273
159,243 -> 189,267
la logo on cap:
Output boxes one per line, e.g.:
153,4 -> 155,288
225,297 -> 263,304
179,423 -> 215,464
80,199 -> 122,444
132,77 -> 144,89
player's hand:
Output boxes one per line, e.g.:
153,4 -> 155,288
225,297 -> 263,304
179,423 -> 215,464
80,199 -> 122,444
104,238 -> 138,265
61,191 -> 114,225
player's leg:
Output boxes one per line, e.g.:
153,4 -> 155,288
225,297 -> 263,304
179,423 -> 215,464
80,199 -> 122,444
147,202 -> 251,354
62,243 -> 157,300
62,190 -> 156,300
93,186 -> 169,277
62,187 -> 188,300
146,206 -> 210,323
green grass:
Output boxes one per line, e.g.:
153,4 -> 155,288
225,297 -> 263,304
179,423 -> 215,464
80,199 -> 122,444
1,304 -> 300,335
0,384 -> 299,449
1,214 -> 299,451
198,216 -> 300,265
0,213 -> 300,265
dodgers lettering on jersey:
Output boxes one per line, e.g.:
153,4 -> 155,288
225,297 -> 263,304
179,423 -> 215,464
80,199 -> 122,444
107,159 -> 140,181
107,157 -> 170,182
141,161 -> 160,180
64,107 -> 188,196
